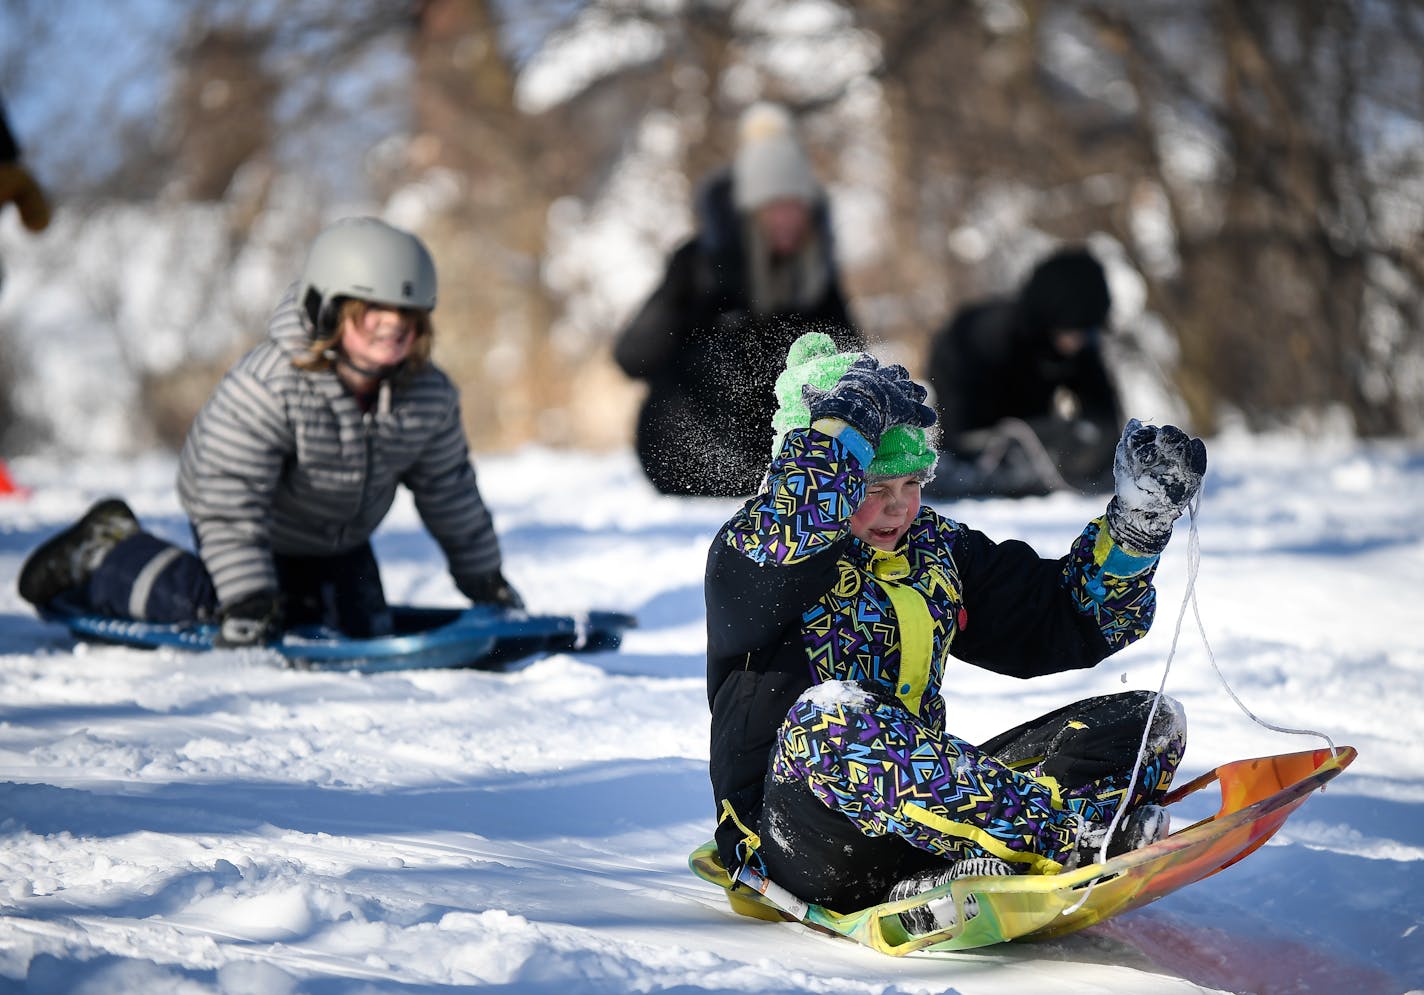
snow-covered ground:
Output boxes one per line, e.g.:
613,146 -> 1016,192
0,434 -> 1420,995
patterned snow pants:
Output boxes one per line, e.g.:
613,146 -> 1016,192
756,683 -> 1186,912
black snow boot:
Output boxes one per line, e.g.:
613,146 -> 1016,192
1070,804 -> 1171,868
18,498 -> 140,608
1106,804 -> 1171,857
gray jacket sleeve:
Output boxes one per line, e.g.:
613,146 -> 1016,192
401,393 -> 503,598
177,358 -> 292,607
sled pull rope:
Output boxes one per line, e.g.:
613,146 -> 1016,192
1181,497 -> 1336,755
1085,492 -> 1203,881
1065,491 -> 1334,917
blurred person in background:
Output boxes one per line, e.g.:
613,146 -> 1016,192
614,102 -> 861,497
0,94 -> 53,495
0,96 -> 51,237
925,247 -> 1122,499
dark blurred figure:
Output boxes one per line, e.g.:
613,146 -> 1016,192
614,102 -> 861,497
0,95 -> 52,495
0,97 -> 52,236
924,248 -> 1121,498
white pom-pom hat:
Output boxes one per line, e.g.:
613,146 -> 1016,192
732,102 -> 820,211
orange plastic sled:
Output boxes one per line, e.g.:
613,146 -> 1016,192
689,746 -> 1356,954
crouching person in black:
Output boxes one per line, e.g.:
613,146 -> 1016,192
925,247 -> 1123,499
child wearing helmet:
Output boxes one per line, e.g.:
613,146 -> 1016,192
705,331 -> 1206,926
18,217 -> 520,645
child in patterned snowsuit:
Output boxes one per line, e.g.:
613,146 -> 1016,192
705,332 -> 1205,915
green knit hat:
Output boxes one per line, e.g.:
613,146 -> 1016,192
771,331 -> 938,480
871,424 -> 936,480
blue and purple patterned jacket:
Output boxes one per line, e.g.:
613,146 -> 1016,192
705,423 -> 1160,866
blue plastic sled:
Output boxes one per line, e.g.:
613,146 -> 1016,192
43,604 -> 637,674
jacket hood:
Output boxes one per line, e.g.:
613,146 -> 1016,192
1013,249 -> 1111,344
267,283 -> 316,359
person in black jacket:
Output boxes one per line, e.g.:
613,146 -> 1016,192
0,96 -> 51,236
703,331 -> 1205,929
0,95 -> 51,493
614,103 -> 861,497
925,247 -> 1121,498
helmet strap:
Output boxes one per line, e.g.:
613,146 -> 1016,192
327,349 -> 403,382
303,287 -> 330,333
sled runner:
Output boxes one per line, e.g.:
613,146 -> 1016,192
43,603 -> 636,674
689,745 -> 1356,954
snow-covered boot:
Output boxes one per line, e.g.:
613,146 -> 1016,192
889,856 -> 1015,934
18,498 -> 140,608
1070,803 -> 1171,867
1107,803 -> 1171,857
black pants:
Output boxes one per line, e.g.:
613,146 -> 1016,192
87,531 -> 391,637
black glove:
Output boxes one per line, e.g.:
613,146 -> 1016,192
1105,419 -> 1208,554
802,355 -> 936,447
214,591 -> 284,647
462,570 -> 524,611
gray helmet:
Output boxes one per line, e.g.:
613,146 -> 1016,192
298,217 -> 437,333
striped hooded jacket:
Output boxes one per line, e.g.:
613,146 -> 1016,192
704,423 -> 1160,867
177,286 -> 502,608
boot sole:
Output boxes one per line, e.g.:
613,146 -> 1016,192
17,498 -> 138,607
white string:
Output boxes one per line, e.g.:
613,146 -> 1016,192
1061,495 -> 1198,915
1184,501 -> 1337,754
1062,489 -> 1334,916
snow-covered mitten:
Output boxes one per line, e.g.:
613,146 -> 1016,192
803,355 -> 936,447
215,591 -> 284,647
1105,419 -> 1207,554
